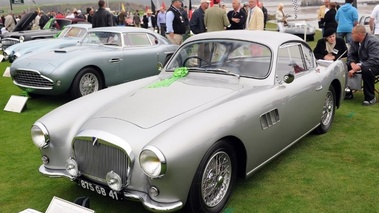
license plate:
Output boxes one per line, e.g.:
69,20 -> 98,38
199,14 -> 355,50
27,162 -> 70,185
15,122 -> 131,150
78,179 -> 123,200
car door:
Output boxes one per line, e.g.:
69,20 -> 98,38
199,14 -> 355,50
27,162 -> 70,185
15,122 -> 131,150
121,32 -> 161,82
272,42 -> 323,148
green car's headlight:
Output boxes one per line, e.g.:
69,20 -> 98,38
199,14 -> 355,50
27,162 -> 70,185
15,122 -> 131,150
31,122 -> 50,149
139,146 -> 166,178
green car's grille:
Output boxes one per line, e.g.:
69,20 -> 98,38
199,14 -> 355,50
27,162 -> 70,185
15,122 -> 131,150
73,138 -> 129,185
13,70 -> 54,89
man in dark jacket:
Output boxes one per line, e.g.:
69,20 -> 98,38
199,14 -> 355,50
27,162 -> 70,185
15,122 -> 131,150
347,25 -> 379,105
190,0 -> 210,34
92,0 -> 113,28
227,0 -> 246,30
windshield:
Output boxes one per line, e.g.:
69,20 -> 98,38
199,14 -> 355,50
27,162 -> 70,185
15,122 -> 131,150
82,31 -> 122,46
59,26 -> 87,38
166,40 -> 272,78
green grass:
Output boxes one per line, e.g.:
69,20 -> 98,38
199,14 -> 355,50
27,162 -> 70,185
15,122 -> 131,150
1,30 -> 379,213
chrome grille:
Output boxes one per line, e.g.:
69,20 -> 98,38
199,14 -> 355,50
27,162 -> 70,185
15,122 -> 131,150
13,70 -> 54,89
73,139 -> 129,185
1,39 -> 19,49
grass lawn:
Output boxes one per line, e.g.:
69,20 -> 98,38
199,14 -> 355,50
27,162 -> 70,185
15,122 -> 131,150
1,28 -> 379,213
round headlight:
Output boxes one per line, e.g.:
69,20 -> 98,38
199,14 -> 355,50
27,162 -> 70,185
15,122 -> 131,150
139,146 -> 166,178
106,171 -> 122,191
19,36 -> 24,42
31,122 -> 49,149
65,158 -> 79,177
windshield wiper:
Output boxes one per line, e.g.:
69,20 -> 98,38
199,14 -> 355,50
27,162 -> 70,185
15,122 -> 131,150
206,68 -> 240,78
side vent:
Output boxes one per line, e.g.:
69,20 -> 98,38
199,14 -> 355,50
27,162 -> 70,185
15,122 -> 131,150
260,109 -> 280,129
54,49 -> 67,53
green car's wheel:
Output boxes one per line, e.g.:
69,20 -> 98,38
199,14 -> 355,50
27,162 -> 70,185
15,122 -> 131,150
70,67 -> 103,99
185,140 -> 237,213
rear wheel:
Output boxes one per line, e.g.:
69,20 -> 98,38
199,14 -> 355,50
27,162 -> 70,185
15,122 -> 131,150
70,67 -> 103,99
315,86 -> 336,134
185,140 -> 237,213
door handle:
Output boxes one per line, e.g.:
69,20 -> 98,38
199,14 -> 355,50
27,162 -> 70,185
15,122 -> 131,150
109,58 -> 123,63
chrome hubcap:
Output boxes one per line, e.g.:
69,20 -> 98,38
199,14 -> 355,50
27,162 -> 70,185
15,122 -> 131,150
79,73 -> 99,96
321,91 -> 334,125
201,151 -> 232,207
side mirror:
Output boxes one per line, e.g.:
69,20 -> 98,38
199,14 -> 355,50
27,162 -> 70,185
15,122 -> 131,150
283,72 -> 295,84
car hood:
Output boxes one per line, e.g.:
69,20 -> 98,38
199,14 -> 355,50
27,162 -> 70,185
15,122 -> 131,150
8,38 -> 78,53
92,78 -> 242,129
12,45 -> 114,71
13,12 -> 37,32
2,29 -> 59,38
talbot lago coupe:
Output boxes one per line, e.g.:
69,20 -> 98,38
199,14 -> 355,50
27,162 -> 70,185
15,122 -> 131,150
10,27 -> 178,99
31,30 -> 347,212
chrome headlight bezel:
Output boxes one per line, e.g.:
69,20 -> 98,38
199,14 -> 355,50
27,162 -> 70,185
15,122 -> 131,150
139,146 -> 167,178
31,122 -> 50,149
19,36 -> 24,42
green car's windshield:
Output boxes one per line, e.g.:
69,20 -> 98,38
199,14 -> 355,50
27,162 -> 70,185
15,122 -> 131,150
82,31 -> 122,46
58,26 -> 87,38
166,40 -> 272,78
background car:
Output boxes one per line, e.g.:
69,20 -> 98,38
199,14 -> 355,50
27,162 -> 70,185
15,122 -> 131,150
359,15 -> 371,34
284,21 -> 316,41
31,30 -> 346,212
3,23 -> 91,62
0,16 -> 86,50
10,27 -> 178,99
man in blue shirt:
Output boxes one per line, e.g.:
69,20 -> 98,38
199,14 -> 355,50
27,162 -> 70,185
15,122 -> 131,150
157,7 -> 166,36
335,0 -> 358,44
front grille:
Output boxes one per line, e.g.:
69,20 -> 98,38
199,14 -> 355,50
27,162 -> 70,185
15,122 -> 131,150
73,139 -> 129,185
13,69 -> 54,89
1,38 -> 19,50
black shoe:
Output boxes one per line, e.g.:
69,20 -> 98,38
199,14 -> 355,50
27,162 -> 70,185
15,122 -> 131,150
344,92 -> 354,100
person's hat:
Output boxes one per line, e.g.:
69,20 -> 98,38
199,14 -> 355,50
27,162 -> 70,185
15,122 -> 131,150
323,28 -> 336,38
146,9 -> 153,14
200,0 -> 211,3
77,10 -> 81,13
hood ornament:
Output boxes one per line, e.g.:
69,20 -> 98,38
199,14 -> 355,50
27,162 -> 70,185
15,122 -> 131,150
92,137 -> 98,146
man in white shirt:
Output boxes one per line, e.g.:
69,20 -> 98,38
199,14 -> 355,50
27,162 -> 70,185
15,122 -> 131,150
369,4 -> 379,39
4,10 -> 15,32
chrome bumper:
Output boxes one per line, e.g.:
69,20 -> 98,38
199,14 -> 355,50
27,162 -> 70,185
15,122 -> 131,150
39,165 -> 183,212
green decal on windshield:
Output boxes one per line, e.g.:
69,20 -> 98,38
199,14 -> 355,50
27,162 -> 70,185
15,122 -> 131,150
148,67 -> 188,88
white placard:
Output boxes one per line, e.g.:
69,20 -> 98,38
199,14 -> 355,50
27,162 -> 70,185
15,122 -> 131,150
19,209 -> 42,213
46,196 -> 95,213
3,66 -> 10,77
0,55 -> 4,62
3,95 -> 28,113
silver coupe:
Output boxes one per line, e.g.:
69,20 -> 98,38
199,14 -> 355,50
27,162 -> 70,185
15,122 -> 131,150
31,30 -> 347,212
10,27 -> 178,99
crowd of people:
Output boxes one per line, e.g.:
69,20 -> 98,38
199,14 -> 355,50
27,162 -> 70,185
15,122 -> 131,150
313,0 -> 379,106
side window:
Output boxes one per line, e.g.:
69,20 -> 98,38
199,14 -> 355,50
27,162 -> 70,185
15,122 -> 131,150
128,33 -> 152,46
147,34 -> 158,45
277,43 -> 307,78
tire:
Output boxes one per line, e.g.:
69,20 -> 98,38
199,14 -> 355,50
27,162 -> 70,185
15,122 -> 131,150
70,67 -> 103,99
314,86 -> 336,134
185,140 -> 237,213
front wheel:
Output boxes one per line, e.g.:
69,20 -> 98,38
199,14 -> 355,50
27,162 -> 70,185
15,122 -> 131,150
70,67 -> 103,99
314,86 -> 336,134
185,140 -> 237,213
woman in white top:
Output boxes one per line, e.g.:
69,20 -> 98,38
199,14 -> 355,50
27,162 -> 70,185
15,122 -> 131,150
275,3 -> 287,32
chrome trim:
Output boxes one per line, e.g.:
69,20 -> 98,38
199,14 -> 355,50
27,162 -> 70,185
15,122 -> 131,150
39,165 -> 74,180
124,191 -> 183,212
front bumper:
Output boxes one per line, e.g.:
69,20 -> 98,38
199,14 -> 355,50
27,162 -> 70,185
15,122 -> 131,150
39,165 -> 183,212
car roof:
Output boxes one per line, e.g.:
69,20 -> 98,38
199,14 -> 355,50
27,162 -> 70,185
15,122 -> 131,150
65,23 -> 92,29
184,30 -> 304,49
88,26 -> 155,33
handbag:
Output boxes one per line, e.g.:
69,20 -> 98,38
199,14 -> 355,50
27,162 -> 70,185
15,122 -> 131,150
347,73 -> 362,91
318,20 -> 325,28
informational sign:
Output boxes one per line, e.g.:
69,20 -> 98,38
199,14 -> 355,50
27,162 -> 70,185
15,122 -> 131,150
4,95 -> 28,113
46,197 -> 95,213
12,0 -> 24,4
